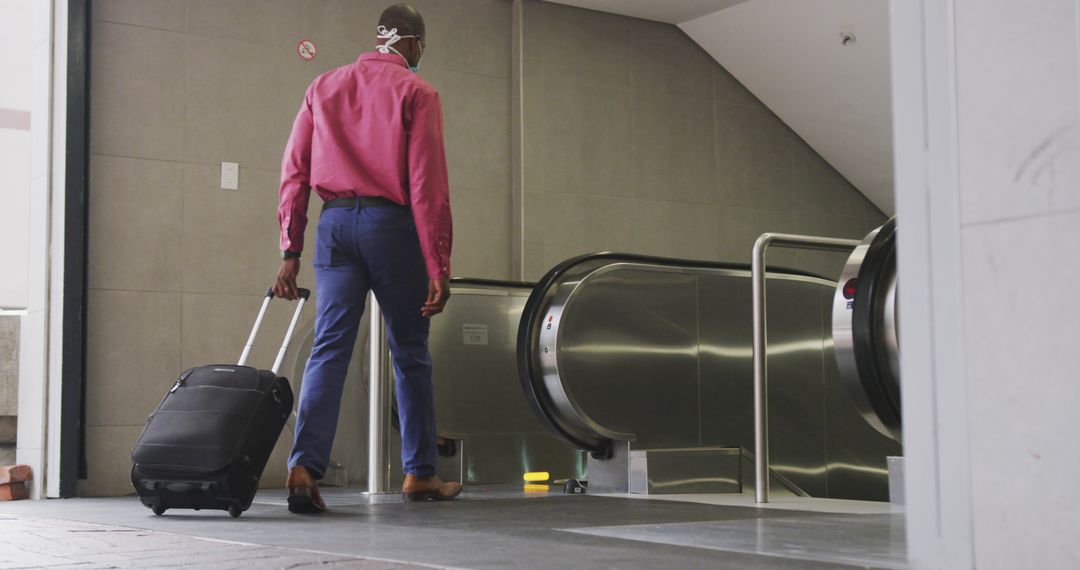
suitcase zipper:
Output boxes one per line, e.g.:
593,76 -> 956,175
169,369 -> 196,393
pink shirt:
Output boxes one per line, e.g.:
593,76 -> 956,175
279,52 -> 453,279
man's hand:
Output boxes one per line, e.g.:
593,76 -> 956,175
422,278 -> 450,318
274,258 -> 302,300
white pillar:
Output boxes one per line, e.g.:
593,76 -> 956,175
17,0 -> 68,500
892,0 -> 1080,567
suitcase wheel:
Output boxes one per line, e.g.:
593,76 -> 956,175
228,503 -> 243,518
152,503 -> 167,516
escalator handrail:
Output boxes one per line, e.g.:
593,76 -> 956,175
449,277 -> 537,290
516,251 -> 835,458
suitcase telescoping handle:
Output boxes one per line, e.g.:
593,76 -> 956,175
238,287 -> 311,375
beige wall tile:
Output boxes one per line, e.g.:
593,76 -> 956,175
630,92 -> 716,204
713,62 -> 763,108
521,0 -> 545,83
792,139 -> 883,219
423,68 -> 512,192
792,210 -> 885,278
525,191 -> 637,271
630,199 -> 722,262
522,76 -> 544,191
536,80 -> 634,196
277,1 -> 379,60
408,0 -> 512,78
89,22 -> 185,161
85,289 -> 181,427
449,187 -> 512,280
180,292 -> 315,372
715,101 -> 795,211
525,0 -> 635,88
184,34 -> 309,171
93,0 -> 186,32
260,428 -> 295,489
632,24 -> 713,103
0,317 -> 18,416
77,425 -> 145,496
181,164 -> 282,296
716,206 -> 795,265
186,0 -> 377,57
88,155 -> 184,292
792,210 -> 884,241
522,193 -> 548,280
186,0 -> 298,46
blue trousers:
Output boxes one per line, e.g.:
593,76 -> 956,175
288,204 -> 437,479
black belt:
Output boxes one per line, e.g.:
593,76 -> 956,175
323,196 -> 406,211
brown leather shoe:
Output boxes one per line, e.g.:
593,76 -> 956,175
286,466 -> 326,514
402,474 -> 463,502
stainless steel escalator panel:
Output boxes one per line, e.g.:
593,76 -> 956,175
428,283 -> 539,437
699,277 -> 834,498
557,264 -> 701,449
520,254 -> 900,500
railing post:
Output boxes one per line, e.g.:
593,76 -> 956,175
751,236 -> 770,504
752,233 -> 861,503
367,293 -> 390,495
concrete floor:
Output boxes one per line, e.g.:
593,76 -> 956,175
1,486 -> 907,569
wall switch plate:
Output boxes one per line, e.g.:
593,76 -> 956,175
220,162 -> 239,190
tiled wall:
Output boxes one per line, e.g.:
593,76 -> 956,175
83,0 -> 511,496
521,1 -> 885,280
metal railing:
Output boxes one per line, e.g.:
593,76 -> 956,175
367,294 -> 392,495
751,233 -> 860,503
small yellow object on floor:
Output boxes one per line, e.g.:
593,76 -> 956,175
523,471 -> 550,482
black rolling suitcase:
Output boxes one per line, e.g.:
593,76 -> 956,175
131,288 -> 310,517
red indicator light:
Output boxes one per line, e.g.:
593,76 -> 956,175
548,316 -> 553,322
842,279 -> 858,300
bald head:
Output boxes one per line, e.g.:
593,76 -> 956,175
379,4 -> 425,41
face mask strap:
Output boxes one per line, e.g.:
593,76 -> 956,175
376,25 -> 422,71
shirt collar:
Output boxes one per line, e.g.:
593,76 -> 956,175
358,51 -> 408,68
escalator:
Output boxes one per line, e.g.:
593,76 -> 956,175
286,223 -> 901,500
832,218 -> 901,441
517,252 -> 901,501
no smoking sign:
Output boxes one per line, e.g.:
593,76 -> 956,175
297,39 -> 317,61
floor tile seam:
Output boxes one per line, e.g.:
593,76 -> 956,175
616,495 -> 893,516
551,512 -> 895,535
552,527 -> 845,567
557,527 -> 906,570
2,513 -> 458,570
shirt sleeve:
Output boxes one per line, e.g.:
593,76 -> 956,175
278,85 -> 315,253
407,88 -> 453,279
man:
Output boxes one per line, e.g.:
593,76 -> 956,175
273,4 -> 459,513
